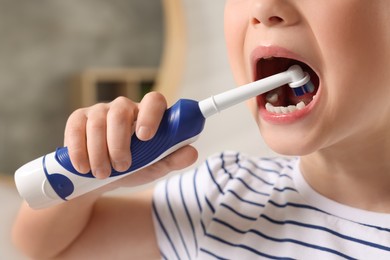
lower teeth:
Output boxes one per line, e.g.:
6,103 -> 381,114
265,101 -> 306,114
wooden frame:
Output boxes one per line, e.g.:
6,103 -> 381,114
0,174 -> 15,187
71,68 -> 158,109
70,0 -> 187,109
152,0 -> 187,105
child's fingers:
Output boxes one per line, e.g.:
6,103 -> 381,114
64,109 -> 90,173
151,145 -> 198,172
115,145 -> 198,187
136,92 -> 168,141
85,104 -> 112,179
106,97 -> 138,172
65,93 -> 168,180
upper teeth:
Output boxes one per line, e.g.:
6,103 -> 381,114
263,56 -> 274,60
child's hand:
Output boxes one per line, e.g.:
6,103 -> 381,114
64,92 -> 198,187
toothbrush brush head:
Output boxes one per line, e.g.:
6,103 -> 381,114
287,65 -> 315,97
291,81 -> 315,96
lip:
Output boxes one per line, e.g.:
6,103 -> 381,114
250,45 -> 320,124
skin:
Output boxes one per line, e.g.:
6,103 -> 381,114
12,0 -> 390,259
224,0 -> 390,211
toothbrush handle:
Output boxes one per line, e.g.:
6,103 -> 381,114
52,99 -> 205,193
56,99 -> 204,178
15,99 -> 206,209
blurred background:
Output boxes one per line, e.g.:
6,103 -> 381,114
0,0 -> 273,258
0,0 -> 163,175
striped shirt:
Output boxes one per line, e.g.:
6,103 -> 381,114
152,151 -> 390,259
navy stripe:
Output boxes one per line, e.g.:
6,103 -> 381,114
152,200 -> 180,259
206,160 -> 225,195
360,223 -> 390,233
205,231 -> 295,260
227,189 -> 266,208
213,218 -> 356,260
193,169 -> 202,212
273,186 -> 298,193
286,164 -> 294,170
269,200 -> 327,214
179,174 -> 198,256
220,203 -> 258,221
263,157 -> 295,171
256,157 -> 285,170
236,177 -> 270,196
220,153 -> 234,179
246,159 -> 284,176
205,195 -> 216,214
237,164 -> 275,186
248,157 -> 295,177
261,214 -> 390,252
279,173 -> 293,180
165,180 -> 191,259
234,152 -> 240,164
201,219 -> 207,235
200,248 -> 229,260
159,250 -> 168,260
220,153 -> 226,167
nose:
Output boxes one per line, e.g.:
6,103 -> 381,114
251,0 -> 300,27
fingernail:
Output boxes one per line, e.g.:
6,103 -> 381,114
94,168 -> 110,179
77,163 -> 90,174
112,160 -> 130,172
137,126 -> 151,140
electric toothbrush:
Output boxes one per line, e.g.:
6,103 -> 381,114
15,65 -> 314,209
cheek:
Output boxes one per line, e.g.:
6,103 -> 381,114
313,3 -> 387,77
246,98 -> 259,122
310,3 -> 390,115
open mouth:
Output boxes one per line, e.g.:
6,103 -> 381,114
256,57 -> 320,114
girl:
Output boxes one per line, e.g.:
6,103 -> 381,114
13,0 -> 390,259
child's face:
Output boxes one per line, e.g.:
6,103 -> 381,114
224,0 -> 390,155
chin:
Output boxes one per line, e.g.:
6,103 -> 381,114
259,125 -> 321,156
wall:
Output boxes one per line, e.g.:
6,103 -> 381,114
0,0 -> 163,174
178,0 -> 275,163
0,1 -> 163,257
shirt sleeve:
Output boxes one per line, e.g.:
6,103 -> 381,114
152,151 -> 239,259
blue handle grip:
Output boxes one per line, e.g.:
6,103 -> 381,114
54,99 -> 205,178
